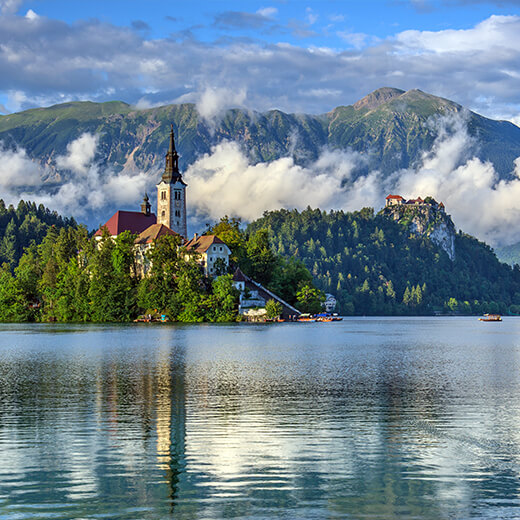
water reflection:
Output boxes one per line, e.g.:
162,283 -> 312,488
0,319 -> 520,518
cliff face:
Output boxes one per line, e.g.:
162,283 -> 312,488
382,201 -> 456,260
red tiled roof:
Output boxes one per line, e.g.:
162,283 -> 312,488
386,194 -> 404,200
135,224 -> 179,245
184,234 -> 226,253
95,210 -> 156,237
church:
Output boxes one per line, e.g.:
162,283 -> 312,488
95,124 -> 230,276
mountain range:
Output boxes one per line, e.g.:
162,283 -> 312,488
1,87 -> 520,182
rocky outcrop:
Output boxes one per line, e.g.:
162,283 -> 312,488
382,200 -> 456,260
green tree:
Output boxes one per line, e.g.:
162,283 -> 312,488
245,229 -> 278,285
265,298 -> 283,319
207,216 -> 247,266
296,283 -> 325,314
386,280 -> 396,300
137,233 -> 183,314
206,274 -> 239,322
0,264 -> 24,321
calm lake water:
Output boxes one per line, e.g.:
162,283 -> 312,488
1,318 -> 520,519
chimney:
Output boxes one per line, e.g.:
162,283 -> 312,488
193,233 -> 198,241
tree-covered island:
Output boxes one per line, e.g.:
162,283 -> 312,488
1,195 -> 520,322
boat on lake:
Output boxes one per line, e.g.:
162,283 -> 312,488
297,314 -> 317,322
479,314 -> 502,322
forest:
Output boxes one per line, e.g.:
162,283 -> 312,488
0,202 -> 320,322
247,207 -> 520,316
1,199 -> 519,321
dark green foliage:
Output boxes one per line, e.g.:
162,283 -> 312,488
248,207 -> 520,315
0,199 -> 75,267
207,216 -> 318,307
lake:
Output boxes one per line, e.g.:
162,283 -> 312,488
1,317 -> 520,519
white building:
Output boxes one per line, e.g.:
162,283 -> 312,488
323,293 -> 337,312
184,234 -> 231,277
156,125 -> 187,239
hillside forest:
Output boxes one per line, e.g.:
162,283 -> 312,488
244,207 -> 520,316
1,200 -> 519,321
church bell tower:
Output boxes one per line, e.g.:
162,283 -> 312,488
156,124 -> 187,238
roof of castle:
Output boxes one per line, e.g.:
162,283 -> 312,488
135,223 -> 179,245
386,194 -> 404,200
94,210 -> 156,237
184,234 -> 227,254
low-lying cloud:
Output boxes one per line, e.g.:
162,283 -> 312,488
187,142 -> 378,221
187,113 -> 520,247
0,133 -> 150,220
3,115 -> 520,246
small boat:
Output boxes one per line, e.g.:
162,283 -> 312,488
298,313 -> 316,322
479,314 -> 502,322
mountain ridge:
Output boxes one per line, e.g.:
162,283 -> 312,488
1,87 -> 520,181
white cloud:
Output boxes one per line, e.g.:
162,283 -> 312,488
0,0 -> 22,15
396,15 -> 520,54
56,133 -> 98,174
186,141 -> 377,221
337,31 -> 369,49
0,133 -> 151,218
0,142 -> 43,187
256,7 -> 277,18
196,86 -> 248,123
24,9 -> 38,21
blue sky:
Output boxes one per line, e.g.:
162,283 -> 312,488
1,0 -> 520,121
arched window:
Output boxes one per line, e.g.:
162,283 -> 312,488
161,210 -> 165,217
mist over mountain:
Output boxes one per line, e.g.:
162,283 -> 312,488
1,87 -> 520,178
1,87 -> 520,245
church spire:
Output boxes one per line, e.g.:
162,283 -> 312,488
162,124 -> 180,183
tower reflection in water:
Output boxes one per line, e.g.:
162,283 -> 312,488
3,321 -> 520,519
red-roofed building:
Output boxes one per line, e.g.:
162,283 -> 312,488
135,223 -> 179,245
385,194 -> 404,207
95,195 -> 156,238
